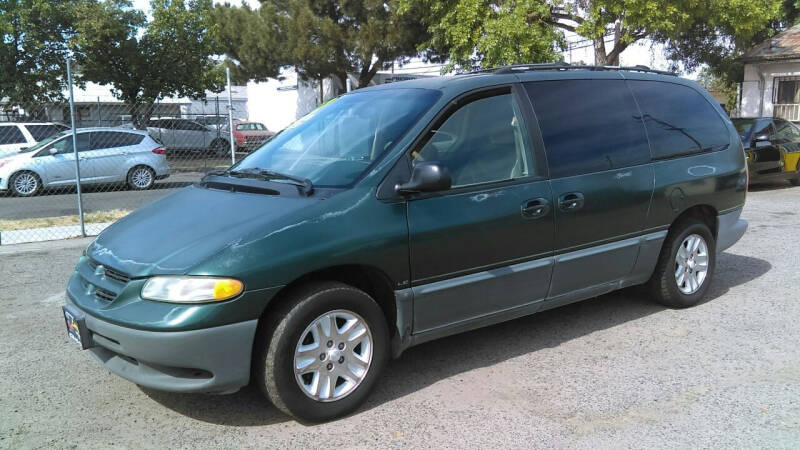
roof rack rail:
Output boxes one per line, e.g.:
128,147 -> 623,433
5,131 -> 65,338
462,62 -> 676,77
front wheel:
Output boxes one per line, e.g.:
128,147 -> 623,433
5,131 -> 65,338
254,282 -> 389,422
10,171 -> 41,197
648,218 -> 716,308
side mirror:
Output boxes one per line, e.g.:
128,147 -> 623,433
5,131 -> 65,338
49,147 -> 58,155
395,161 -> 451,194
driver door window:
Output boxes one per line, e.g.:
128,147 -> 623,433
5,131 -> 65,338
412,93 -> 534,188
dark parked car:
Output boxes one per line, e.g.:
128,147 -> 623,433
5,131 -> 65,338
63,64 -> 747,422
732,117 -> 800,185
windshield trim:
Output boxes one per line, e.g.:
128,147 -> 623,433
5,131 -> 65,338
232,87 -> 443,189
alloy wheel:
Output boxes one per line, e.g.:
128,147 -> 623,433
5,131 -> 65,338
293,309 -> 373,402
13,173 -> 38,196
130,167 -> 153,189
674,233 -> 709,295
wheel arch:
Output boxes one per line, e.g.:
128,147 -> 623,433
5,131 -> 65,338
670,204 -> 718,239
8,168 -> 44,191
258,264 -> 399,344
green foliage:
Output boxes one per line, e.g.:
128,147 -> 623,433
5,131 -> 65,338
662,0 -> 792,83
0,0 -> 84,103
401,0 -> 565,72
72,0 -> 223,126
697,66 -> 738,112
214,0 -> 430,89
408,0 -> 784,69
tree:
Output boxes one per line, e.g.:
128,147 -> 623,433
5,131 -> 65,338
72,0 -> 223,128
214,0 -> 431,94
0,0 -> 85,104
402,0 -> 565,71
661,0 -> 794,83
536,0 -> 783,67
407,0 -> 783,69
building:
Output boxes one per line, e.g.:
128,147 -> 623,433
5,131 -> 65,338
740,24 -> 800,121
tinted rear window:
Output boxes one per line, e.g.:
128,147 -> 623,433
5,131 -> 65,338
90,131 -> 144,149
0,125 -> 27,145
25,124 -> 63,141
525,80 -> 651,178
627,81 -> 730,159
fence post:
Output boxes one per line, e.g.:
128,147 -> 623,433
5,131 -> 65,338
226,67 -> 235,166
66,57 -> 86,237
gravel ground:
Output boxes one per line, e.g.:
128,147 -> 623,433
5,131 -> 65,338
1,183 -> 799,449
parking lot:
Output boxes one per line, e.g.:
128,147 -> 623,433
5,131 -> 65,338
1,184 -> 798,449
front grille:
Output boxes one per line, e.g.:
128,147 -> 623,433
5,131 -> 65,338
87,259 -> 131,284
94,287 -> 116,302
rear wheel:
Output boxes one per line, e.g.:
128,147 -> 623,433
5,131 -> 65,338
254,281 -> 388,422
648,218 -> 716,308
127,166 -> 155,190
10,171 -> 41,197
790,175 -> 800,186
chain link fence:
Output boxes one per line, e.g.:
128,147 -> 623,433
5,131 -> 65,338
0,67 -> 273,245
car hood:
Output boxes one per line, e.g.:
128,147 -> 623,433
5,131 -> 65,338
0,151 -> 33,162
87,183 -> 316,277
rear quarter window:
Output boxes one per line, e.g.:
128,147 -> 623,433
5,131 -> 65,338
525,80 -> 651,178
627,81 -> 730,159
0,125 -> 27,145
25,124 -> 63,141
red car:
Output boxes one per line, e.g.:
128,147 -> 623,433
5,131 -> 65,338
232,121 -> 274,151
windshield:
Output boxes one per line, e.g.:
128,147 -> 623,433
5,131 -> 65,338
232,88 -> 441,187
19,130 -> 69,153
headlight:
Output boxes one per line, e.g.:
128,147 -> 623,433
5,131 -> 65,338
141,276 -> 244,303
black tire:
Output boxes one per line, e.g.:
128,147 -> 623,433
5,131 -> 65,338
648,218 -> 716,308
254,281 -> 389,422
211,139 -> 229,157
126,166 -> 155,190
10,171 -> 42,197
790,175 -> 800,186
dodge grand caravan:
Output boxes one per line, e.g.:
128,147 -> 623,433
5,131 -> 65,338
63,64 -> 748,422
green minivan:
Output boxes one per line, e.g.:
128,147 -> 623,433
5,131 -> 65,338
63,65 -> 748,422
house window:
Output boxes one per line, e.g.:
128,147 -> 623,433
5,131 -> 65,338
774,77 -> 800,104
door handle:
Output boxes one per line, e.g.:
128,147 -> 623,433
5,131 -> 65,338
521,198 -> 550,219
558,192 -> 585,212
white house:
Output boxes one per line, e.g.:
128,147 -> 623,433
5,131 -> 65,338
740,24 -> 800,121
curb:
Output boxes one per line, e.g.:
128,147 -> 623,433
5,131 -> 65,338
0,222 -> 112,246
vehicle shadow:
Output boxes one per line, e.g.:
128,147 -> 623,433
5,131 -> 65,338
142,252 -> 770,426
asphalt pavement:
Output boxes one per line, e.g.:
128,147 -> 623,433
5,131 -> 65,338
1,184 -> 799,448
0,173 -> 198,220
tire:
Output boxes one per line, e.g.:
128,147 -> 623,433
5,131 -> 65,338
211,139 -> 229,157
254,281 -> 389,422
10,171 -> 42,197
648,218 -> 716,308
790,176 -> 800,186
126,166 -> 155,190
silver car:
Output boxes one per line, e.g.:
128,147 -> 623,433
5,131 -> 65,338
146,118 -> 230,155
0,128 -> 170,196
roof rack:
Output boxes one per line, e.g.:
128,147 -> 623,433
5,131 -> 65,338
462,62 -> 676,76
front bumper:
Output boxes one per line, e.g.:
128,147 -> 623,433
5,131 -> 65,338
65,297 -> 257,393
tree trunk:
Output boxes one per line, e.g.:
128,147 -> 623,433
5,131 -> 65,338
319,78 -> 324,104
593,37 -> 609,66
131,102 -> 155,130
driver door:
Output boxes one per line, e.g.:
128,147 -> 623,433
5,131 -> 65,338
37,133 -> 91,186
406,86 -> 554,334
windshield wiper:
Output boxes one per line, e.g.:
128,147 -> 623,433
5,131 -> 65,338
212,167 -> 314,196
